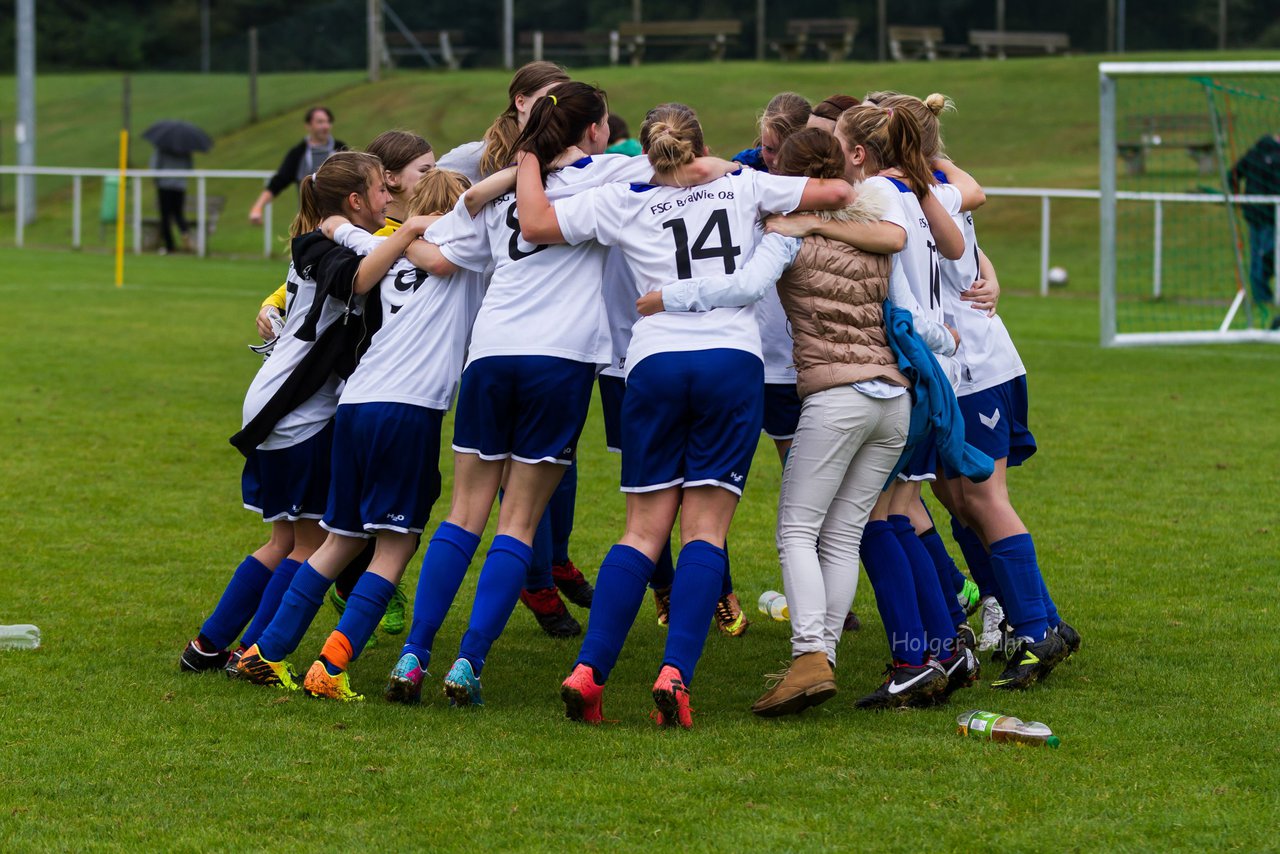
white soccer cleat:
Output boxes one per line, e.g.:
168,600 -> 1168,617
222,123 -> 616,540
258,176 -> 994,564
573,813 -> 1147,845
977,596 -> 1006,652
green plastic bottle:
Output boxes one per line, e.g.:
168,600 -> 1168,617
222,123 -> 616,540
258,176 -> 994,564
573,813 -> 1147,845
956,710 -> 1060,748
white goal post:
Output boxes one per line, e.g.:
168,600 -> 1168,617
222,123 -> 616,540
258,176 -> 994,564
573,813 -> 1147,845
1099,61 -> 1280,347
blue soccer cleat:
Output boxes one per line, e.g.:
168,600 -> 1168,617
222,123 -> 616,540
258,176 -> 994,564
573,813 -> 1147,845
443,658 -> 484,707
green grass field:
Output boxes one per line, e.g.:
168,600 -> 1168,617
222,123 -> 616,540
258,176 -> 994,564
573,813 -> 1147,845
0,244 -> 1277,851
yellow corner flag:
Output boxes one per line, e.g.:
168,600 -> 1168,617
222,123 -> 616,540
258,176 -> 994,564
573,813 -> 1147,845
114,129 -> 128,288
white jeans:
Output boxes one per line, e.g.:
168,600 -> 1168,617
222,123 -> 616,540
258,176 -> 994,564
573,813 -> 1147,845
775,385 -> 910,664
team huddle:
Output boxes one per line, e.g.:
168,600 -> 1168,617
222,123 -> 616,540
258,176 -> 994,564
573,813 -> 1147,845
179,61 -> 1080,728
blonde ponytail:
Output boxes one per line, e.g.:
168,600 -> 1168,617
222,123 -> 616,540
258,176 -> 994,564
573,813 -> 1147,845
640,104 -> 703,173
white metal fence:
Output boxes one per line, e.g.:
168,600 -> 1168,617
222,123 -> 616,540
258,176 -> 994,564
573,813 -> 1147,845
2,167 -> 1277,310
0,166 -> 275,258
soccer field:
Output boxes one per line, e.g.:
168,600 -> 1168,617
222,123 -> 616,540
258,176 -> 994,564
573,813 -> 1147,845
0,246 -> 1276,850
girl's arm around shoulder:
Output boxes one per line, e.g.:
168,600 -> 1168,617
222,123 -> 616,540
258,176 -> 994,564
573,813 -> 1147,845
961,248 -> 1000,316
639,232 -> 801,315
920,190 -> 965,261
515,155 -> 567,245
796,178 -> 855,212
404,241 -> 460,277
350,215 -> 432,294
766,183 -> 905,255
935,159 -> 985,211
464,166 -> 517,217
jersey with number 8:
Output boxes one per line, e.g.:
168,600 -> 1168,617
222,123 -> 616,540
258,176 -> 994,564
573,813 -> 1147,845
427,154 -> 654,368
554,168 -> 807,375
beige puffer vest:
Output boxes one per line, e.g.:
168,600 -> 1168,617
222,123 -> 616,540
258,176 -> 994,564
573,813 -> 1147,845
776,183 -> 908,399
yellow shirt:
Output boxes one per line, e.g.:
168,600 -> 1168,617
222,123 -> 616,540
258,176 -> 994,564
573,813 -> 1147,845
260,218 -> 403,312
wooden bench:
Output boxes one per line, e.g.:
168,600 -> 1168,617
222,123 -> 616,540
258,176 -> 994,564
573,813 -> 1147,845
385,30 -> 471,70
887,26 -> 966,61
519,29 -> 621,66
770,18 -> 859,62
969,29 -> 1069,59
1117,114 -> 1217,176
617,20 -> 743,65
141,194 -> 226,252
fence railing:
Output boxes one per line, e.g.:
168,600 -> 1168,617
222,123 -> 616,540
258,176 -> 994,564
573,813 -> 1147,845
3,167 -> 1278,303
986,186 -> 1280,299
0,166 -> 275,258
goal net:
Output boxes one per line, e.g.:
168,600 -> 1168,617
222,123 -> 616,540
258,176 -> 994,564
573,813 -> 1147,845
1100,61 -> 1280,346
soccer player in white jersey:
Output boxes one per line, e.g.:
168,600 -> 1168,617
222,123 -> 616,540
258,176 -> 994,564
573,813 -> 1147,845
235,162 -> 521,694
896,92 -> 1080,688
264,170 -> 486,701
515,102 -> 853,727
384,82 -> 659,707
180,152 -> 426,681
435,62 -> 597,633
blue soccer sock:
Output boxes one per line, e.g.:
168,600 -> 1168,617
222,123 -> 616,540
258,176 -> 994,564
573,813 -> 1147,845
256,562 -> 330,661
323,571 -> 397,674
988,533 -> 1049,641
577,544 -> 655,682
720,540 -> 734,598
458,535 -> 533,676
401,521 -> 481,667
662,540 -> 728,685
918,528 -> 968,629
526,507 -> 555,591
890,516 -> 957,659
951,517 -> 1002,602
920,524 -> 967,595
239,557 -> 300,650
650,541 -> 675,589
199,556 -> 273,651
859,520 -> 927,666
1040,574 -> 1061,629
549,460 -> 577,565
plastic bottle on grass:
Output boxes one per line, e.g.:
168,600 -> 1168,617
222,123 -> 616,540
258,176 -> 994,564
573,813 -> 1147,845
956,710 -> 1059,748
0,624 -> 41,650
757,591 -> 789,621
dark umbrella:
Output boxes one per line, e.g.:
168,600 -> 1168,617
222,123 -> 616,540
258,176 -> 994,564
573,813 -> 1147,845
142,120 -> 213,154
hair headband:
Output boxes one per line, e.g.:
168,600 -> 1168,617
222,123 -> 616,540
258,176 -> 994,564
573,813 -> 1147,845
549,95 -> 558,106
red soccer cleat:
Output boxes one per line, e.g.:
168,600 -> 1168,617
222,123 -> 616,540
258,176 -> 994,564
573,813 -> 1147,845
560,663 -> 605,724
651,664 -> 694,729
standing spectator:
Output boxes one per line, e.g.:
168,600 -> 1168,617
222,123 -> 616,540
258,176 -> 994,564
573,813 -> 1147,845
151,146 -> 193,254
249,106 -> 349,224
1230,131 -> 1280,328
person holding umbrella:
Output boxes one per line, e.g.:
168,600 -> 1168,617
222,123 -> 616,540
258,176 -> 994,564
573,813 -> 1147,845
143,119 -> 212,254
249,106 -> 348,225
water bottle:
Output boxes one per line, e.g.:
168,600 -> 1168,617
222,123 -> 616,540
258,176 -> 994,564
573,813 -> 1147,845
956,710 -> 1059,748
0,624 -> 41,650
756,591 -> 790,621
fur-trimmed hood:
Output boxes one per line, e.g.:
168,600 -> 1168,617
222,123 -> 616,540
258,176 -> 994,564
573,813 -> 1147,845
810,179 -> 892,225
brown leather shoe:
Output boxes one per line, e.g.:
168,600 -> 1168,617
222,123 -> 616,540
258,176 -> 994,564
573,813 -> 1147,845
751,651 -> 837,718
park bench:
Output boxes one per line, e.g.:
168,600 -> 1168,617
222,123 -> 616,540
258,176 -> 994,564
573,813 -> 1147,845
519,29 -> 621,66
968,29 -> 1070,59
384,29 -> 471,70
1117,114 -> 1218,176
617,20 -> 743,65
887,26 -> 966,61
140,194 -> 226,252
770,18 -> 860,62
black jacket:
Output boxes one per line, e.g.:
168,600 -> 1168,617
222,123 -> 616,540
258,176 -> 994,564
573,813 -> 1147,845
230,231 -> 382,457
266,138 -> 350,197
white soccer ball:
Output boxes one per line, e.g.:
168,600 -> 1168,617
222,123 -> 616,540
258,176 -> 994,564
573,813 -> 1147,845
1048,266 -> 1069,288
